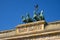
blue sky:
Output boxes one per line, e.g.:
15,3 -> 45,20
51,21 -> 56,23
0,0 -> 60,31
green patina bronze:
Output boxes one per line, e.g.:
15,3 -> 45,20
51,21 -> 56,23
33,10 -> 44,21
22,16 -> 27,23
33,11 -> 40,21
22,13 -> 33,23
22,4 -> 45,23
26,13 -> 33,23
39,10 -> 45,20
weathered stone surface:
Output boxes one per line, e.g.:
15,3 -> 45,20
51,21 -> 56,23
0,20 -> 60,40
0,30 -> 16,38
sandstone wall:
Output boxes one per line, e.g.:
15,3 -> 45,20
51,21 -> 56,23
45,22 -> 60,30
0,30 -> 16,38
19,34 -> 60,40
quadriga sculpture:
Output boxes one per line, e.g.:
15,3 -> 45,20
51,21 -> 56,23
21,4 -> 45,23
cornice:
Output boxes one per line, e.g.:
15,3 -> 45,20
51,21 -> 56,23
16,20 -> 45,28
